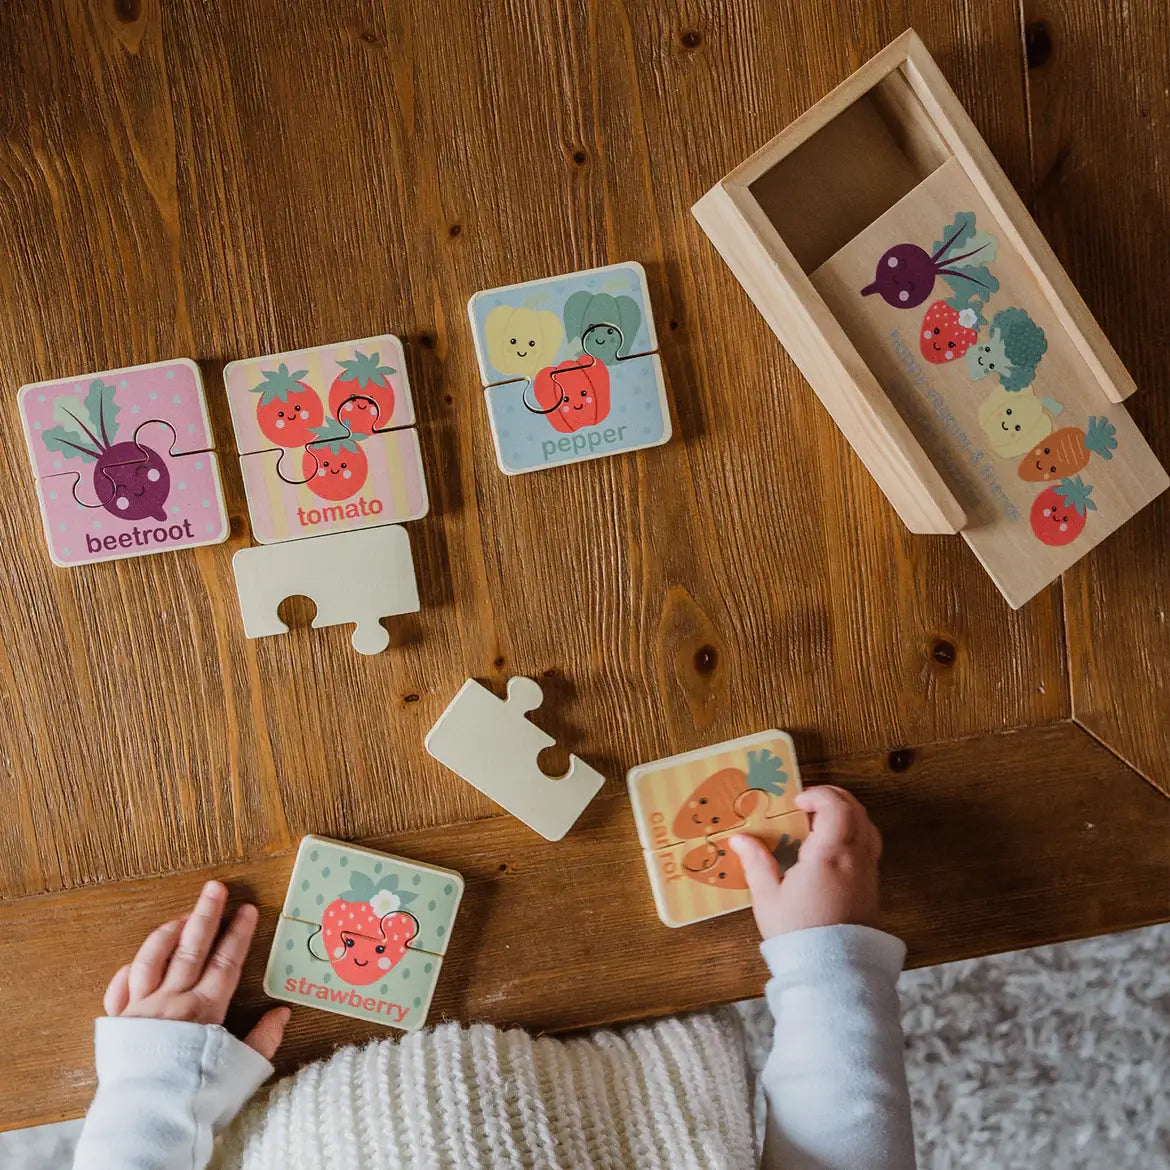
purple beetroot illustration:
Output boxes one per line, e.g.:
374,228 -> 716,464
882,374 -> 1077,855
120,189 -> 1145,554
861,211 -> 1000,310
40,379 -> 171,521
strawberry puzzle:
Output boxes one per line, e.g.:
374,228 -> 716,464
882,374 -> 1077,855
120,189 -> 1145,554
264,835 -> 463,1031
628,731 -> 810,928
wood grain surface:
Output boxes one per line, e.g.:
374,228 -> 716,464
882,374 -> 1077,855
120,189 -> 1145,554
0,0 -> 1165,1129
1021,1 -> 1170,792
3,722 -> 1167,1130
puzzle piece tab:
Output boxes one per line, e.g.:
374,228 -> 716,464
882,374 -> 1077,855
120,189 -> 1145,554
264,836 -> 460,1035
232,524 -> 420,655
645,809 -> 810,928
628,730 -> 802,852
18,360 -> 228,567
425,676 -> 606,841
467,263 -> 671,475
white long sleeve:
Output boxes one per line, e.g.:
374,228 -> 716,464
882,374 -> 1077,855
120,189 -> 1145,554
72,1018 -> 274,1170
759,925 -> 916,1170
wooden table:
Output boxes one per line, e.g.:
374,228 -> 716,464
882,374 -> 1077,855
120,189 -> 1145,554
1,0 -> 1167,1131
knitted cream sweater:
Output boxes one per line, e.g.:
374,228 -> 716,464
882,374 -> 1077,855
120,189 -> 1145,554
211,1011 -> 758,1170
73,926 -> 916,1170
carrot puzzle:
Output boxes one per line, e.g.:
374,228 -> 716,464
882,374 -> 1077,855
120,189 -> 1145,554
628,731 -> 809,928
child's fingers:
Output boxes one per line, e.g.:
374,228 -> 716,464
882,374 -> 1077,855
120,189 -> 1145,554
128,919 -> 184,1001
729,834 -> 782,896
192,903 -> 259,1012
103,965 -> 131,1017
243,1007 -> 291,1062
795,786 -> 864,847
162,881 -> 229,992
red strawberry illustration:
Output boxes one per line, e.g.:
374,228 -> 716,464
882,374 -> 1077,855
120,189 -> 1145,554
1030,476 -> 1096,546
329,350 -> 398,432
919,301 -> 979,364
251,363 -> 325,447
320,871 -> 419,986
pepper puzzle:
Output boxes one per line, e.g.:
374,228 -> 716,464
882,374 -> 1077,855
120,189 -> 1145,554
468,262 -> 672,474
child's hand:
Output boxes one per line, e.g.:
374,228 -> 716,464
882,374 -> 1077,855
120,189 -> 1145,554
729,786 -> 882,941
102,880 -> 290,1061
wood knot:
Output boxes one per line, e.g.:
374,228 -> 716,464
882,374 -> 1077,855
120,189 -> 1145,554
417,332 -> 437,349
931,639 -> 956,666
680,29 -> 702,49
1026,21 -> 1053,69
888,748 -> 914,773
403,693 -> 420,704
693,644 -> 718,675
572,150 -> 588,166
113,0 -> 140,22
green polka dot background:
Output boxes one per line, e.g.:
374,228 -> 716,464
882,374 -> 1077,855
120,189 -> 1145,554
264,835 -> 464,1032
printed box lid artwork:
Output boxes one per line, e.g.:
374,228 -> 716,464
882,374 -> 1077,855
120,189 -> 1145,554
811,159 -> 1168,608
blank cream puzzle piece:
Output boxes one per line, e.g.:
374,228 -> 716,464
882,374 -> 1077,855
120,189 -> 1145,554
232,524 -> 419,655
425,676 -> 605,841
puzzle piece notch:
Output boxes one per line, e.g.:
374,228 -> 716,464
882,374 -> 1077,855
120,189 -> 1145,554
232,525 -> 420,655
284,835 -> 463,958
425,676 -> 605,841
264,916 -> 441,1032
223,335 -> 414,457
628,731 -> 803,852
468,261 -> 659,388
644,808 -> 811,928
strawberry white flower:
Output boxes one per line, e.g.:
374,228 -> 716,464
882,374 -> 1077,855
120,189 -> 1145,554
369,889 -> 402,917
958,308 -> 978,329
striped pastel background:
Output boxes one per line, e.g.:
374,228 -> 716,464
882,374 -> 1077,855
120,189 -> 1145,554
646,809 -> 810,927
224,335 -> 413,454
242,428 -> 428,544
629,732 -> 800,851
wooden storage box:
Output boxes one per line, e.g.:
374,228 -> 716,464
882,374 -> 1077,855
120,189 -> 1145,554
693,29 -> 1167,608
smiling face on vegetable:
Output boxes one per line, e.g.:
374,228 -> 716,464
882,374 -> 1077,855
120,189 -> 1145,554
967,330 -> 1013,382
483,305 -> 563,379
978,388 -> 1053,458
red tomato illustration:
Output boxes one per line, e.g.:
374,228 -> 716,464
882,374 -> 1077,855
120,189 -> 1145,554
1030,476 -> 1096,546
251,363 -> 324,447
303,425 -> 369,501
328,350 -> 398,433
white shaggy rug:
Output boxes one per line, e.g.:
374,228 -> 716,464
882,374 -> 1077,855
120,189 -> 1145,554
5,924 -> 1167,1169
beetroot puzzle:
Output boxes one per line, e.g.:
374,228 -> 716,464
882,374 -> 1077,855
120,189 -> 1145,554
18,359 -> 228,567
